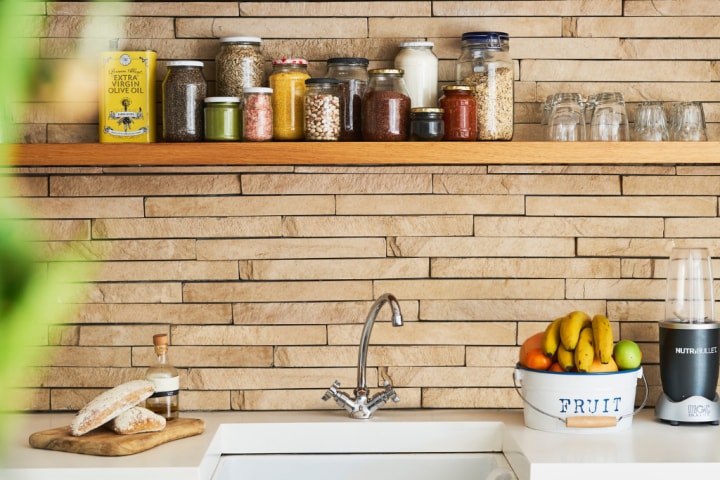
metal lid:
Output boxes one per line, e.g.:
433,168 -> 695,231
411,107 -> 444,114
305,78 -> 340,85
327,57 -> 369,66
442,84 -> 472,91
399,41 -> 434,48
219,36 -> 262,44
243,87 -> 273,94
204,96 -> 241,103
272,58 -> 308,65
167,60 -> 204,68
368,68 -> 404,76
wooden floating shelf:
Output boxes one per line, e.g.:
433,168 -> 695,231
8,142 -> 720,166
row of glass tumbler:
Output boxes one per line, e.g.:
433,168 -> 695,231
162,57 -> 479,142
545,92 -> 707,142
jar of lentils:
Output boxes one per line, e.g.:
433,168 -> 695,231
243,87 -> 273,142
361,68 -> 411,141
304,78 -> 340,141
162,60 -> 207,142
455,31 -> 514,140
439,85 -> 477,141
325,57 -> 368,141
215,36 -> 264,97
269,58 -> 310,140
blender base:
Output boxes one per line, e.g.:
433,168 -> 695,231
655,393 -> 720,425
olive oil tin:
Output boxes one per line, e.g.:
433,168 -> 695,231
99,50 -> 157,143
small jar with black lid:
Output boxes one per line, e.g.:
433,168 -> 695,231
162,60 -> 207,142
410,107 -> 444,141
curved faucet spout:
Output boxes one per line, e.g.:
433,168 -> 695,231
322,293 -> 404,418
357,293 -> 403,396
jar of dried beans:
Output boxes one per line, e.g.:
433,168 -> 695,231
304,78 -> 340,141
216,36 -> 264,97
325,57 -> 368,141
439,85 -> 477,141
243,87 -> 273,142
361,68 -> 411,141
269,58 -> 311,140
455,31 -> 514,140
162,60 -> 207,142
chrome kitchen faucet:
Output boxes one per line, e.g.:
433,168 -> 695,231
322,293 -> 404,418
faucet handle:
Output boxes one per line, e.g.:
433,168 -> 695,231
382,380 -> 400,403
322,380 -> 341,401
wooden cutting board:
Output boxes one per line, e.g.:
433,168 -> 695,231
28,417 -> 205,456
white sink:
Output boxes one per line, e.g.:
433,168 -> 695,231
211,410 -> 517,480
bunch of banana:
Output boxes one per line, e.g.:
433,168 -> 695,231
540,311 -> 614,372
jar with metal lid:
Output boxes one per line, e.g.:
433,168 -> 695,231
304,78 -> 340,141
410,107 -> 444,141
361,68 -> 411,141
325,57 -> 368,141
215,36 -> 264,97
162,60 -> 207,142
394,41 -> 438,108
269,58 -> 311,140
243,87 -> 273,142
439,85 -> 477,141
455,31 -> 514,140
203,96 -> 240,141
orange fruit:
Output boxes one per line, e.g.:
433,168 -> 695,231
549,362 -> 564,372
524,348 -> 553,370
519,332 -> 544,366
587,356 -> 619,373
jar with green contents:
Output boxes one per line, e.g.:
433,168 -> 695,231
203,96 -> 240,141
269,58 -> 310,140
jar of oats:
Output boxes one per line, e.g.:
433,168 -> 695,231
269,58 -> 311,140
216,36 -> 264,97
455,31 -> 514,140
304,78 -> 340,141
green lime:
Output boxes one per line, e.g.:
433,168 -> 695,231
613,340 -> 642,370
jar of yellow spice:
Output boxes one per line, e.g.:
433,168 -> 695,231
269,58 -> 310,140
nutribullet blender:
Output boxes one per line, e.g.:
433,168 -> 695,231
656,247 -> 720,425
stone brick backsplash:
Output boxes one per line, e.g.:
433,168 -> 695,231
5,2 -> 720,413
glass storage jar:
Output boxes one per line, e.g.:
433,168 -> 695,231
269,58 -> 311,140
410,107 -> 444,141
455,31 -> 514,140
325,57 -> 368,140
394,41 -> 438,108
439,85 -> 477,141
361,68 -> 411,141
203,96 -> 241,141
162,60 -> 207,142
304,78 -> 340,141
215,36 -> 264,97
243,87 -> 273,142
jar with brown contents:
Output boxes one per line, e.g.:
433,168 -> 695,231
362,68 -> 411,141
439,85 -> 477,141
216,36 -> 264,97
269,58 -> 311,141
325,57 -> 368,141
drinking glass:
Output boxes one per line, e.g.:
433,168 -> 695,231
633,101 -> 668,141
669,101 -> 707,141
546,93 -> 586,141
589,92 -> 629,141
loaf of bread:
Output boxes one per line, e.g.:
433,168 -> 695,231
106,406 -> 166,434
70,379 -> 155,436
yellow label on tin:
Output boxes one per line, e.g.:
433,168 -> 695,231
99,50 -> 157,143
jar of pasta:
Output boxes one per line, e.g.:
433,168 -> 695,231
455,31 -> 514,140
269,58 -> 310,140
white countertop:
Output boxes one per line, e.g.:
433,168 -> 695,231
2,409 -> 720,480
